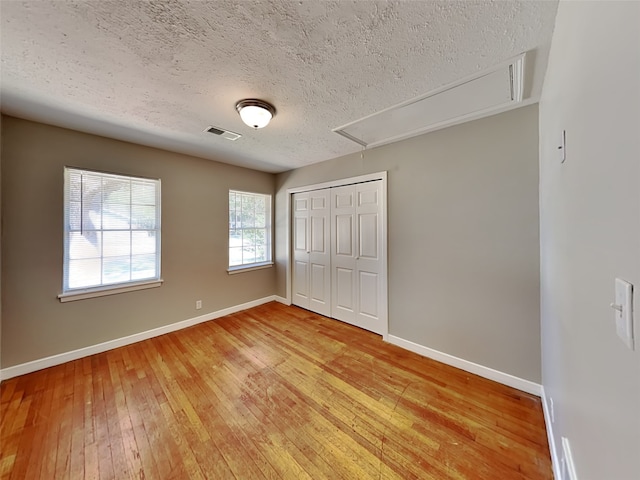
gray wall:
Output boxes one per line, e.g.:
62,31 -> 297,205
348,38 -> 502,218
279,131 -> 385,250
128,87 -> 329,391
276,105 -> 541,383
539,2 -> 640,479
1,116 -> 276,368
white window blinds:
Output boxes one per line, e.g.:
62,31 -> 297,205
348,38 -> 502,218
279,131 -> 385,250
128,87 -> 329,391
63,167 -> 161,292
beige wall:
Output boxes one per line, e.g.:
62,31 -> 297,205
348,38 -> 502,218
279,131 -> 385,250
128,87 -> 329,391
276,105 -> 541,383
1,116 -> 276,368
2,107 -> 542,385
0,115 -> 3,361
539,2 -> 640,479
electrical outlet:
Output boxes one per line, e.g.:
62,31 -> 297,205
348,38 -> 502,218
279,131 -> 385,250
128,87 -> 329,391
196,300 -> 202,310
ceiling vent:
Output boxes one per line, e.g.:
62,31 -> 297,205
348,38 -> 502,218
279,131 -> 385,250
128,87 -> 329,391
204,126 -> 242,141
333,54 -> 526,148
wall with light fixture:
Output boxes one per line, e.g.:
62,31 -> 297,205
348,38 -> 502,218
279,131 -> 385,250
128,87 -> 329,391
0,116 -> 276,370
1,104 -> 541,389
275,105 -> 541,384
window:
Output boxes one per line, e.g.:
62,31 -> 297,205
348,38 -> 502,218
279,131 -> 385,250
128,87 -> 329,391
229,190 -> 272,271
61,167 -> 161,298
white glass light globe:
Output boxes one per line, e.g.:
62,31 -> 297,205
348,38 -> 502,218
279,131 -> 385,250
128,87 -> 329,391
239,105 -> 273,129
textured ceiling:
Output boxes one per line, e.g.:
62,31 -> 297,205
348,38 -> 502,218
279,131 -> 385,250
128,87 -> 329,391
0,1 -> 558,173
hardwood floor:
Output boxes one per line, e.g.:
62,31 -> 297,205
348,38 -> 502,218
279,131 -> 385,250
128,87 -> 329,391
1,302 -> 552,479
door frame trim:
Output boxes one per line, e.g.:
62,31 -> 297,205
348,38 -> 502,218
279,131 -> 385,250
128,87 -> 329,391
285,171 -> 388,340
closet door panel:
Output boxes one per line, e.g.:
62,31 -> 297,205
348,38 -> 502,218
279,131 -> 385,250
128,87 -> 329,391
331,185 -> 357,323
293,189 -> 331,316
358,270 -> 379,319
358,213 -> 378,260
294,217 -> 307,251
335,267 -> 355,315
355,180 -> 384,333
292,193 -> 310,308
308,189 -> 331,315
293,260 -> 309,303
335,215 -> 353,256
330,181 -> 384,334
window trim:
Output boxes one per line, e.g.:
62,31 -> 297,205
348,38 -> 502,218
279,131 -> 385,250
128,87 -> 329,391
57,279 -> 163,302
227,262 -> 273,275
61,167 -> 162,300
228,190 -> 272,271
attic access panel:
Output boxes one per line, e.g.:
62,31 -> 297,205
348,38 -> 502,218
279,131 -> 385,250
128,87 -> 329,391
333,54 -> 525,148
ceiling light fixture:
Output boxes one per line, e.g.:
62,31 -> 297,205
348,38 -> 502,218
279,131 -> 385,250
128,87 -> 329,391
235,99 -> 276,129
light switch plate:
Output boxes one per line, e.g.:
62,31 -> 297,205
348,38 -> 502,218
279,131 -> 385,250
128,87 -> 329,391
614,278 -> 634,350
559,130 -> 566,163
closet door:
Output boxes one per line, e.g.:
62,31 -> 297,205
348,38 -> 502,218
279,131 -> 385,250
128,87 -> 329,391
331,181 -> 385,334
355,180 -> 384,334
292,192 -> 310,308
292,190 -> 331,316
331,185 -> 357,323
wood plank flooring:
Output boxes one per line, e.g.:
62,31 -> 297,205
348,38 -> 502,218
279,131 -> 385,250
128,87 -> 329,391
0,302 -> 552,479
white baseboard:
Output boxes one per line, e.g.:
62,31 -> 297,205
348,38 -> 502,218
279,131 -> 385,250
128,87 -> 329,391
541,386 -> 562,479
386,334 -> 542,396
0,295 -> 279,381
274,295 -> 291,305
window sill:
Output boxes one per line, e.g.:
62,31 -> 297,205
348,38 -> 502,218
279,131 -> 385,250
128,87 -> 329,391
227,262 -> 273,275
58,279 -> 164,302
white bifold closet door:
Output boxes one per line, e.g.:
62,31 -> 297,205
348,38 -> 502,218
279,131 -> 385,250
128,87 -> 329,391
331,180 -> 385,335
292,189 -> 331,316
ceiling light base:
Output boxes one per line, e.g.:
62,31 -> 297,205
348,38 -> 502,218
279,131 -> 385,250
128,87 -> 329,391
235,99 -> 276,129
